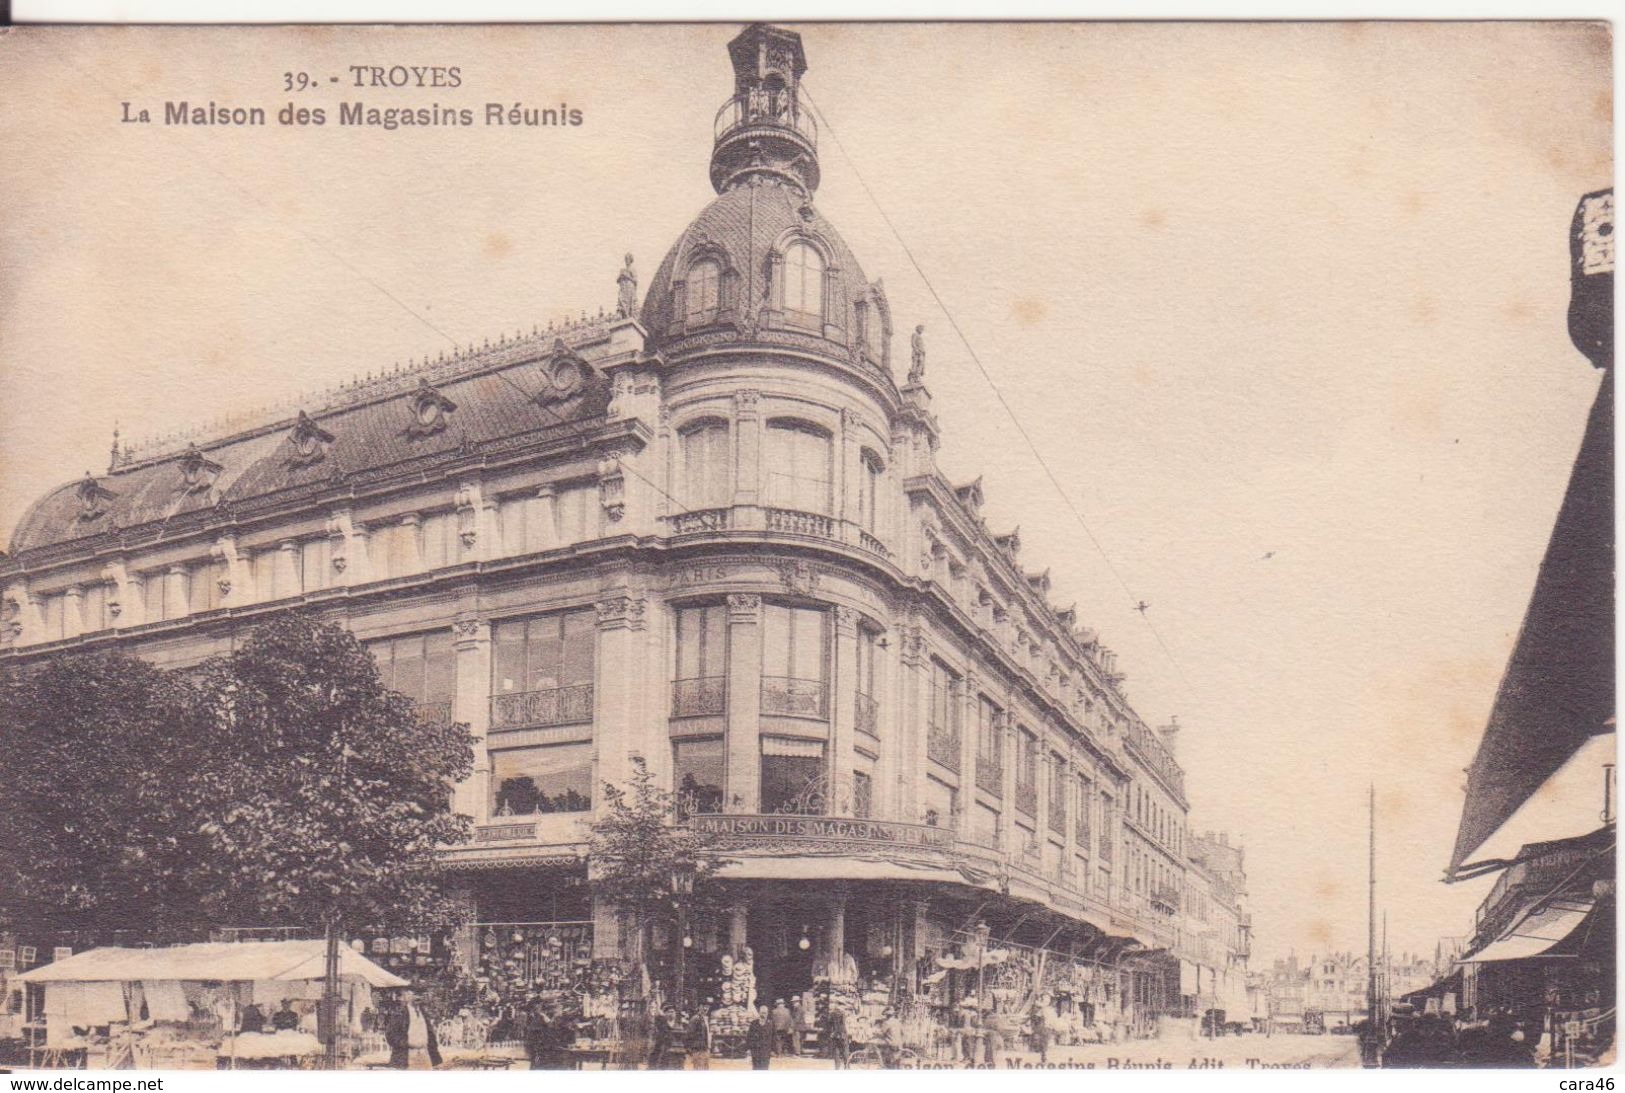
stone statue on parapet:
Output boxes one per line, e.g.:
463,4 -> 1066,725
617,253 -> 638,318
908,324 -> 926,384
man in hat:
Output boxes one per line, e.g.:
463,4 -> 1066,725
771,997 -> 793,1056
385,989 -> 441,1070
746,1005 -> 774,1070
826,1004 -> 850,1069
686,1004 -> 712,1070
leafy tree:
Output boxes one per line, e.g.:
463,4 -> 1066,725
0,614 -> 477,938
0,651 -> 209,934
587,757 -> 729,985
186,614 -> 476,931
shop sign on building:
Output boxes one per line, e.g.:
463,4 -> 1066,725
693,814 -> 955,851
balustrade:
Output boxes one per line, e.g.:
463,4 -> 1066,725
491,683 -> 594,730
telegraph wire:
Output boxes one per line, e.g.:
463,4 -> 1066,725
802,83 -> 1202,709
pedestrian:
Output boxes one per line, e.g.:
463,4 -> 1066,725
686,1006 -> 711,1070
960,1007 -> 980,1064
826,1005 -> 850,1069
790,995 -> 807,1055
771,997 -> 793,1055
523,995 -> 552,1070
649,1007 -> 675,1069
747,1005 -> 774,1070
384,989 -> 442,1070
983,1009 -> 1002,1067
271,998 -> 299,1032
880,1007 -> 904,1069
1029,1003 -> 1049,1064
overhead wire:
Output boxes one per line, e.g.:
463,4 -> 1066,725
801,82 -> 1202,710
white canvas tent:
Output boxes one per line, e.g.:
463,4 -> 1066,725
17,940 -> 408,988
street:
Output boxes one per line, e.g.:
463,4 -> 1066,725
707,1032 -> 1362,1071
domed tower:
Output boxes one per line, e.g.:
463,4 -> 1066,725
642,24 -> 898,398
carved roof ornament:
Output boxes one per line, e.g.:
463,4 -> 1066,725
286,411 -> 335,467
537,340 -> 589,405
953,476 -> 984,517
76,472 -> 116,520
995,527 -> 1023,558
177,443 -> 223,493
407,378 -> 458,437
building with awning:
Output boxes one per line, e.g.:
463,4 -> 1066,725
1442,188 -> 1615,1065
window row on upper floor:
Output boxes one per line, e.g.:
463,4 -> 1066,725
674,417 -> 885,529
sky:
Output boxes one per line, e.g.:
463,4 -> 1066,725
0,22 -> 1612,964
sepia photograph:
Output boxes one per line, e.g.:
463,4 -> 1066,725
0,17 -> 1613,1075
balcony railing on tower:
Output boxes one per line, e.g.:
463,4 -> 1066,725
761,675 -> 827,718
672,676 -> 726,719
854,691 -> 880,740
491,684 -> 594,730
714,88 -> 818,148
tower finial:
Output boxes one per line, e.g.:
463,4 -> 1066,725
710,24 -> 820,196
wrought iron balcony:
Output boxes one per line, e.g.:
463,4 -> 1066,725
975,755 -> 1003,796
1075,816 -> 1091,845
854,691 -> 880,739
761,675 -> 827,718
1015,781 -> 1038,817
491,683 -> 594,730
713,88 -> 818,148
672,675 -> 726,718
926,719 -> 960,771
1048,798 -> 1067,834
412,699 -> 454,727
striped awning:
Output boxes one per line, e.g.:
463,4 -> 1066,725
1460,899 -> 1595,964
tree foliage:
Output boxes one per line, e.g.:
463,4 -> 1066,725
0,614 -> 476,935
587,757 -> 729,954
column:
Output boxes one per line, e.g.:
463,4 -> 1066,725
838,408 -> 862,531
724,593 -> 763,812
124,575 -> 146,627
594,591 -> 650,797
532,486 -> 558,553
451,616 -> 492,821
999,703 -> 1017,853
830,606 -> 859,815
399,514 -> 424,574
166,566 -> 190,618
826,887 -> 848,968
350,522 -> 374,585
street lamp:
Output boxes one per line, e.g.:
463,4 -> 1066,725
671,861 -> 697,1011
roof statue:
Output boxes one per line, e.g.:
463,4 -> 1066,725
616,253 -> 638,318
909,324 -> 926,385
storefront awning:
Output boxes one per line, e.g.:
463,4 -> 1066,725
715,856 -> 987,888
17,940 -> 408,988
1460,898 -> 1595,964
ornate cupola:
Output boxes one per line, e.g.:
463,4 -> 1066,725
709,23 -> 820,197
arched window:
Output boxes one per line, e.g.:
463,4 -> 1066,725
764,420 -> 832,514
685,258 -> 722,325
680,419 -> 731,509
860,298 -> 884,361
782,241 -> 824,323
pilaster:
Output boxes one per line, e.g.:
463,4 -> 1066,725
61,585 -> 84,639
724,592 -> 762,812
830,605 -> 859,815
451,615 -> 492,821
732,390 -> 761,508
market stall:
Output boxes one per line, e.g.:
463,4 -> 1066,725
17,940 -> 407,1069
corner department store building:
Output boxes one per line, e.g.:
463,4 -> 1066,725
1,25 -> 1218,1022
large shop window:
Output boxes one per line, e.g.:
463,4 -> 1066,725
368,631 -> 455,723
685,259 -> 722,325
492,741 -> 592,815
680,421 -> 731,510
763,422 -> 832,515
673,737 -> 726,818
673,603 -> 727,718
761,603 -> 828,718
781,241 -> 825,325
492,610 -> 596,729
760,736 -> 827,815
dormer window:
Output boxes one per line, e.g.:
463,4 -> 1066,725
407,379 -> 457,437
287,411 -> 334,467
685,258 -> 722,325
178,444 -> 222,493
76,473 -> 115,521
782,240 -> 824,324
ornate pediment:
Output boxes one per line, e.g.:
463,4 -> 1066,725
536,340 -> 590,406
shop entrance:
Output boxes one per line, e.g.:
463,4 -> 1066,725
746,902 -> 820,1007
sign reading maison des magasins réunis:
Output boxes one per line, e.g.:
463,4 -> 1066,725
117,64 -> 584,131
692,814 -> 958,851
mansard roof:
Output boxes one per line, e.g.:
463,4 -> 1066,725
8,323 -> 618,558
